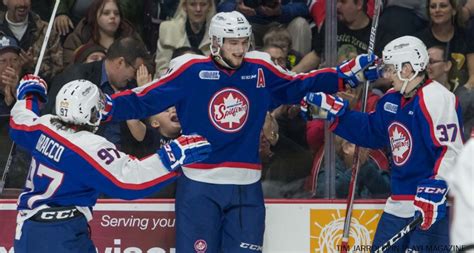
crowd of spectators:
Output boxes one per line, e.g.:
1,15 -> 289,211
1,0 -> 473,200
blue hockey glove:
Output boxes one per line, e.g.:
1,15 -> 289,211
100,93 -> 114,122
414,179 -> 448,230
158,134 -> 212,171
16,74 -> 48,102
304,92 -> 348,120
337,53 -> 380,88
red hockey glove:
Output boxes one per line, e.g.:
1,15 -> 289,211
414,179 -> 448,230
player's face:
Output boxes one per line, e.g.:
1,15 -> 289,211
220,37 -> 250,68
184,0 -> 211,25
429,0 -> 454,25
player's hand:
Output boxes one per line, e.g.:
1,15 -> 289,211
337,53 -> 380,88
304,92 -> 348,120
99,93 -> 114,122
16,74 -> 48,102
158,134 -> 212,171
414,179 -> 448,230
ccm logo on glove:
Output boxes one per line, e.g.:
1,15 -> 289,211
163,145 -> 176,163
416,187 -> 447,194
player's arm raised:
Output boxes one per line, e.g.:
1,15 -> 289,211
9,74 -> 48,150
72,134 -> 211,200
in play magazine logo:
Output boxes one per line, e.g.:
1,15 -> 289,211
209,88 -> 249,133
388,122 -> 412,166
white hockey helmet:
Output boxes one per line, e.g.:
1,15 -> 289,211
55,80 -> 105,128
209,11 -> 252,48
382,36 -> 429,73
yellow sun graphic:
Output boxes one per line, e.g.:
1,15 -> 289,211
310,209 -> 383,252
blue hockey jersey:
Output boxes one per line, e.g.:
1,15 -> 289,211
331,79 -> 464,217
9,96 -> 177,221
108,51 -> 344,184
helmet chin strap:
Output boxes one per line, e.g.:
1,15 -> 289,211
397,70 -> 420,97
210,45 -> 238,70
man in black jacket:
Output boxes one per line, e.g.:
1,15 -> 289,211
44,36 -> 150,157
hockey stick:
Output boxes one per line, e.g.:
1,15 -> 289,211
0,0 -> 61,194
339,0 -> 383,252
373,216 -> 423,253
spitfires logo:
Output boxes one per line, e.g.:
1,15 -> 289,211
209,88 -> 249,133
194,239 -> 207,253
388,122 -> 412,166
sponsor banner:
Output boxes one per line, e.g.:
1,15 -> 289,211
0,200 -> 386,253
310,207 -> 383,252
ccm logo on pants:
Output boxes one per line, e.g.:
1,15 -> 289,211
240,242 -> 262,251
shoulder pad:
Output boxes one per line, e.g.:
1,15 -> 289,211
245,50 -> 292,75
162,54 -> 210,78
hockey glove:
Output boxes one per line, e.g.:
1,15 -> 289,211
336,53 -> 380,88
158,134 -> 212,171
100,93 -> 114,122
16,74 -> 48,102
304,92 -> 348,120
299,97 -> 310,121
414,178 -> 448,230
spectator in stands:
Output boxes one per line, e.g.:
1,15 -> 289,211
427,45 -> 452,90
0,0 -> 63,83
218,0 -> 311,55
54,0 -> 144,38
314,136 -> 391,199
292,0 -> 371,73
260,111 -> 314,199
73,42 -> 107,64
154,0 -> 216,78
45,37 -> 150,157
0,34 -> 21,114
62,0 -> 141,67
262,44 -> 287,69
417,0 -> 474,92
375,0 -> 428,55
143,0 -> 180,54
262,25 -> 302,69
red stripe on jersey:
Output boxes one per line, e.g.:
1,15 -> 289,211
113,56 -> 212,98
391,194 -> 415,200
186,162 -> 262,170
9,120 -> 177,190
419,89 -> 447,175
245,57 -> 339,82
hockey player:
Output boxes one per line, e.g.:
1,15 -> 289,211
102,11 -> 379,252
304,36 -> 464,252
10,75 -> 211,253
